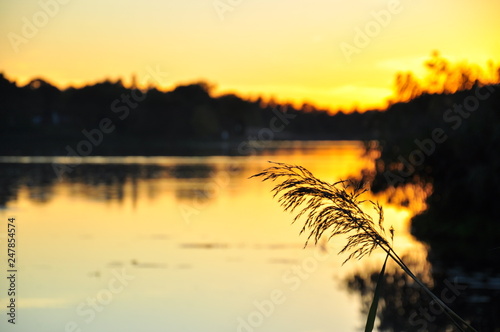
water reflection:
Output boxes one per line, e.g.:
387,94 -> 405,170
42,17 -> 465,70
0,162 -> 244,208
345,254 -> 500,331
0,142 -> 433,332
346,255 -> 432,332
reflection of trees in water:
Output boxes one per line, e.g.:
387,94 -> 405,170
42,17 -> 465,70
346,255 -> 432,332
173,164 -> 224,203
0,163 -> 244,208
172,164 -> 243,203
346,255 -> 500,331
0,164 -> 56,206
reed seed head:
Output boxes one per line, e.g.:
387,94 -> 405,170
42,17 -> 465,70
251,162 -> 393,264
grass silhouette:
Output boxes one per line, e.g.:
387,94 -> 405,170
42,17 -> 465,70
251,162 -> 477,332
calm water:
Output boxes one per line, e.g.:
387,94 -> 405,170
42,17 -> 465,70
0,141 -> 428,332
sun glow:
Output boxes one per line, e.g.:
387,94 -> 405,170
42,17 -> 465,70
1,0 -> 499,111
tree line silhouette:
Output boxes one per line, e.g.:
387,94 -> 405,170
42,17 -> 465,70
360,54 -> 500,291
0,73 -> 374,155
1,52 -> 498,154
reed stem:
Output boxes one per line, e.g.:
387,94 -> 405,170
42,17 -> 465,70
252,162 -> 477,332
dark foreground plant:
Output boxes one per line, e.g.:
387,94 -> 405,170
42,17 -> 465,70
251,162 -> 477,332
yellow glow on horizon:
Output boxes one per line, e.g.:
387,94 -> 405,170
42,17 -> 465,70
1,0 -> 499,111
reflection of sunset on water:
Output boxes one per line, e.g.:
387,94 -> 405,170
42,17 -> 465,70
0,141 -> 430,332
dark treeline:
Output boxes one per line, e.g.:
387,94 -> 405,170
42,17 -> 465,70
363,84 -> 500,267
0,73 -> 378,155
1,51 -> 499,156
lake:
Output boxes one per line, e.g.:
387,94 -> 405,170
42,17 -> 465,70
0,141 -> 429,332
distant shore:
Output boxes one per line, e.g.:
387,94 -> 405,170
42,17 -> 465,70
0,133 -> 363,157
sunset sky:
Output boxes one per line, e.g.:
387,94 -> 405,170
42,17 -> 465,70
1,0 -> 499,111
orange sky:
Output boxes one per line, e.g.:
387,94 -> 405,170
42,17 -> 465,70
1,0 -> 499,111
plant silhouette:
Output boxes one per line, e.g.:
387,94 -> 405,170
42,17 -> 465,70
252,162 -> 477,332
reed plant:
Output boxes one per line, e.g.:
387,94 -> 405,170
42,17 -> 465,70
251,162 -> 477,332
